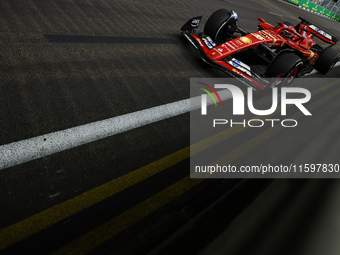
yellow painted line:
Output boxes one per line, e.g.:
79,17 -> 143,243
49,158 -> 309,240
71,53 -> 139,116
52,176 -> 202,255
310,79 -> 340,95
0,148 -> 190,250
0,79 -> 339,250
53,82 -> 340,255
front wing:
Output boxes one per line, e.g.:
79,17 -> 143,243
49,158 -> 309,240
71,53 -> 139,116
181,17 -> 275,91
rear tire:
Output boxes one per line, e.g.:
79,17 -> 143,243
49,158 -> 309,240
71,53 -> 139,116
204,9 -> 237,45
314,47 -> 340,75
266,51 -> 303,86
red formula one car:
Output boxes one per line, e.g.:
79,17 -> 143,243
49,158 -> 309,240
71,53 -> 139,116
181,9 -> 340,91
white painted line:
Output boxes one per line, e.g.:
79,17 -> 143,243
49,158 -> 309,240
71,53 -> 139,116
0,90 -> 233,170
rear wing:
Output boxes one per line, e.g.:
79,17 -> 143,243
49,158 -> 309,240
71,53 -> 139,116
298,17 -> 338,45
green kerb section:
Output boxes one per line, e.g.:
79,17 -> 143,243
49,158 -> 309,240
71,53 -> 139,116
286,0 -> 340,22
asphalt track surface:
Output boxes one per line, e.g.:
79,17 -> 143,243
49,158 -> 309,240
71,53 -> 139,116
1,0 -> 340,254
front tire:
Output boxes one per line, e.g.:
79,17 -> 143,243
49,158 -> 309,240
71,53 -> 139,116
204,9 -> 237,45
266,51 -> 303,86
314,47 -> 340,75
